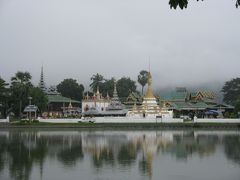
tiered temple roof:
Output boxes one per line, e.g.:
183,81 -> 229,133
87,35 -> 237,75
82,82 -> 127,116
39,66 -> 47,92
38,67 -> 80,106
48,94 -> 80,104
161,88 -> 234,111
83,86 -> 110,102
106,81 -> 126,111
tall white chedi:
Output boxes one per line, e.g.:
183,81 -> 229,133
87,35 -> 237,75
128,71 -> 161,118
141,71 -> 161,117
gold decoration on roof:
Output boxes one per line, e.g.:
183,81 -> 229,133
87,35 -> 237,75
144,72 -> 155,99
68,102 -> 73,109
96,86 -> 100,94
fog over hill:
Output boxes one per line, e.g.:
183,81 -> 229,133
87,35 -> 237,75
0,0 -> 239,96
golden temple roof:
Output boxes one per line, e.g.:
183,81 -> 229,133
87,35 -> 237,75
144,72 -> 155,99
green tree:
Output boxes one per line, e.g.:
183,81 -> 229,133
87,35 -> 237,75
101,78 -> 115,97
29,87 -> 48,114
0,77 -> 8,93
90,73 -> 104,92
137,70 -> 149,95
237,0 -> 240,7
168,0 -> 240,9
117,77 -> 137,98
222,78 -> 240,106
83,91 -> 94,97
0,77 -> 10,118
234,100 -> 240,117
57,79 -> 84,101
10,72 -> 32,117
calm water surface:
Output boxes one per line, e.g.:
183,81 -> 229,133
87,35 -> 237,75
0,129 -> 239,180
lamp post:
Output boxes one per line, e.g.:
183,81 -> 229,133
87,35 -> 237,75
28,96 -> 32,122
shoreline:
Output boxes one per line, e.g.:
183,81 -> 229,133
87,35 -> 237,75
0,122 -> 240,130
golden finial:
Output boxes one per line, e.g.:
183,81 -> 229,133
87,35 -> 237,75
68,101 -> 73,108
96,86 -> 100,94
144,71 -> 155,99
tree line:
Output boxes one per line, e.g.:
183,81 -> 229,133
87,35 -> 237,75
0,72 -> 47,119
57,70 -> 150,100
1,70 -> 240,118
0,70 -> 149,118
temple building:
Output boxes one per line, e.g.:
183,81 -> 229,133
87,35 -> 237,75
46,86 -> 81,117
39,66 -> 47,93
124,92 -> 143,109
160,87 -> 234,118
82,81 -> 128,116
39,67 -> 81,117
104,81 -> 128,116
82,86 -> 110,114
127,72 -> 172,118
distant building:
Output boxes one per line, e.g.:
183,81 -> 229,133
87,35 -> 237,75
127,71 -> 172,118
124,92 -> 143,109
39,67 -> 81,117
82,86 -> 110,114
39,66 -> 47,93
82,82 -> 128,116
46,86 -> 81,117
160,87 -> 234,118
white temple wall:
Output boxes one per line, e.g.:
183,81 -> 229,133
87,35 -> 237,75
95,102 -> 110,112
82,102 -> 95,112
194,118 -> 240,123
82,101 -> 110,112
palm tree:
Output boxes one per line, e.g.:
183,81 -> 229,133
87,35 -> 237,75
0,77 -> 8,93
11,71 -> 32,117
11,72 -> 32,86
137,70 -> 148,95
90,73 -> 104,92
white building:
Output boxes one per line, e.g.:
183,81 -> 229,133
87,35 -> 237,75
128,72 -> 173,119
82,87 -> 110,113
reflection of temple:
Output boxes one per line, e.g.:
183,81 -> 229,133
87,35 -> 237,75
1,130 -> 238,180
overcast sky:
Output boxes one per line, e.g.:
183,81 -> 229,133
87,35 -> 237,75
0,0 -> 239,92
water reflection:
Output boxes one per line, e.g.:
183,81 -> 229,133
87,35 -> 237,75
0,130 -> 239,180
224,135 -> 240,165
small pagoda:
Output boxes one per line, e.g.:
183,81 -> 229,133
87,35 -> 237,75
128,71 -> 162,118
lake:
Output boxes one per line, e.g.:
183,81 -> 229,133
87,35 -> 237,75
0,129 -> 239,180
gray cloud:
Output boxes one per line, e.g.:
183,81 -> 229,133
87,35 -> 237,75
0,0 -> 239,93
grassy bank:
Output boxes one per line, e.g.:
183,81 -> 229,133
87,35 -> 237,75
0,121 -> 240,130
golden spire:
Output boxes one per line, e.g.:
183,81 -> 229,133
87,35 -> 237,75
86,92 -> 89,100
144,72 -> 155,99
96,86 -> 101,100
68,101 -> 73,109
106,92 -> 110,100
132,102 -> 137,112
96,86 -> 100,94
